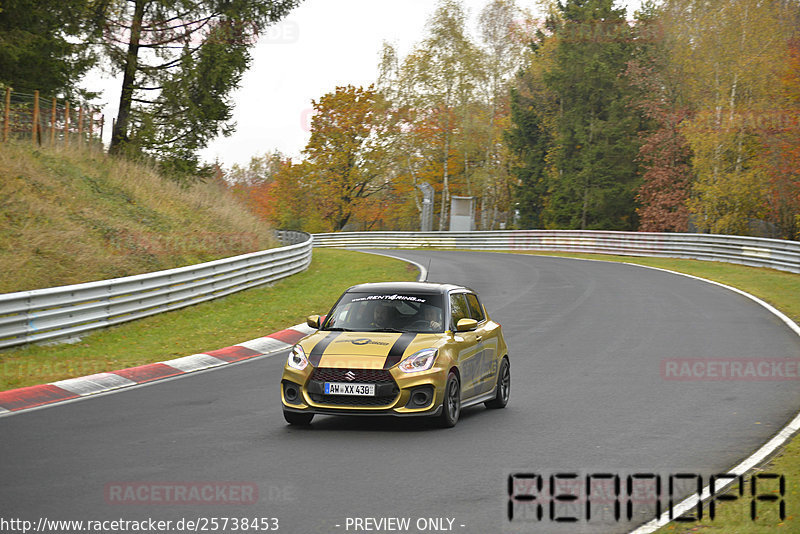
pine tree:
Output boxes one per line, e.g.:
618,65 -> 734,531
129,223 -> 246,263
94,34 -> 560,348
506,76 -> 551,229
542,0 -> 643,230
0,0 -> 97,97
100,0 -> 301,179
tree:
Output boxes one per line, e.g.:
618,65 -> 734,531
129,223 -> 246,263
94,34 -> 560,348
504,3 -> 561,229
375,0 -> 531,231
397,0 -> 479,230
225,150 -> 285,186
662,0 -> 796,235
100,0 -> 300,176
506,85 -> 550,228
505,33 -> 557,229
625,3 -> 693,232
629,79 -> 693,232
303,85 -> 393,231
757,36 -> 800,239
542,0 -> 644,230
474,0 -> 530,229
0,0 -> 97,97
247,158 -> 324,230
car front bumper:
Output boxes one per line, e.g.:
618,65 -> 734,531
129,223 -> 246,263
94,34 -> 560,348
281,364 -> 448,417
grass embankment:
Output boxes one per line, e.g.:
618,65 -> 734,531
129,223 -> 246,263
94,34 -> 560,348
0,249 -> 418,391
518,252 -> 799,533
0,141 -> 275,293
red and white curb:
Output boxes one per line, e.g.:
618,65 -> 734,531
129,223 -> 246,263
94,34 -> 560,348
0,323 -> 316,416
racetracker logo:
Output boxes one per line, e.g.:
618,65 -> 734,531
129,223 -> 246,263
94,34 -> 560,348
104,482 -> 258,505
661,358 -> 800,381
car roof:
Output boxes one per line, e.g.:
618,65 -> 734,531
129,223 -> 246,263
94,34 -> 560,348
344,281 -> 474,295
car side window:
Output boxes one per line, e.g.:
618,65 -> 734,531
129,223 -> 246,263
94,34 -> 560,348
450,293 -> 470,329
465,293 -> 485,322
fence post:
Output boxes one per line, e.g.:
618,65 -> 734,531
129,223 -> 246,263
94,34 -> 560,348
50,98 -> 57,146
77,106 -> 84,145
99,114 -> 104,147
88,108 -> 94,146
64,101 -> 70,147
2,87 -> 9,142
32,90 -> 40,145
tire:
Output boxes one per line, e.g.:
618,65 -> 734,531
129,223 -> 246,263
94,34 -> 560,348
485,357 -> 510,409
437,372 -> 461,428
283,410 -> 314,425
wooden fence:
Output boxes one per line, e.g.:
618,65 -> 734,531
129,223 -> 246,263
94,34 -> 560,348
0,87 -> 104,147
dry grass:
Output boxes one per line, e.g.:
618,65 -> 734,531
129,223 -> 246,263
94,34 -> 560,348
0,142 -> 275,293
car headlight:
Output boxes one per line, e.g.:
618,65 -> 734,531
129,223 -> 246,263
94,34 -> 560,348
399,348 -> 438,373
287,345 -> 309,371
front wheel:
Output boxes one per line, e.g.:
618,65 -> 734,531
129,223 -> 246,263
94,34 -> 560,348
283,410 -> 314,425
437,372 -> 461,428
485,358 -> 510,409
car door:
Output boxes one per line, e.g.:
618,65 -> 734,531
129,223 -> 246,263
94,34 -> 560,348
465,292 -> 499,395
449,292 -> 482,399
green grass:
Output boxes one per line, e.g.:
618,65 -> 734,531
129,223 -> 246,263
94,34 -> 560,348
0,249 -> 418,390
516,251 -> 799,534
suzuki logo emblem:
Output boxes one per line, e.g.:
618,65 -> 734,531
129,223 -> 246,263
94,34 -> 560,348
344,371 -> 356,381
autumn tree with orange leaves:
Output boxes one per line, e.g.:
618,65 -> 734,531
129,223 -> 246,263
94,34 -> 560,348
758,37 -> 800,239
303,85 -> 394,231
625,5 -> 693,233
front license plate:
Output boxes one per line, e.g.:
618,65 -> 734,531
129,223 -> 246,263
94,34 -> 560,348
324,382 -> 376,396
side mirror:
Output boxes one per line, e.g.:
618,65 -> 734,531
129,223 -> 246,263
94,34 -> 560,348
306,315 -> 321,329
456,318 -> 478,332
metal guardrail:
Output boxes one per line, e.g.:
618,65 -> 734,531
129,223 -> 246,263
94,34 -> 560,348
312,230 -> 800,274
0,232 -> 313,350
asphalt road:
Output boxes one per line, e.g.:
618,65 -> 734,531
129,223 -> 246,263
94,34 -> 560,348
1,251 -> 799,534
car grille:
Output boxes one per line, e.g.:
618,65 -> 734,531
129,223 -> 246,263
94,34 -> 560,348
308,368 -> 399,407
310,368 -> 395,383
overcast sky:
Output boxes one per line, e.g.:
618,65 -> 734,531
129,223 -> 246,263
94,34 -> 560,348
87,0 -> 641,169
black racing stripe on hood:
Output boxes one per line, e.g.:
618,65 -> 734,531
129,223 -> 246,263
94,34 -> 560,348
309,332 -> 342,367
383,332 -> 417,369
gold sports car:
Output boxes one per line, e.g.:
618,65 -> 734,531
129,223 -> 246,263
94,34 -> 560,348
280,282 -> 510,427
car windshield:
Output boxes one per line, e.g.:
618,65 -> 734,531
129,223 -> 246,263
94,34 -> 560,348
322,292 -> 445,333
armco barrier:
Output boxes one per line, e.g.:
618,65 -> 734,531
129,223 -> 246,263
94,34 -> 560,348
0,232 -> 312,350
312,230 -> 800,274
